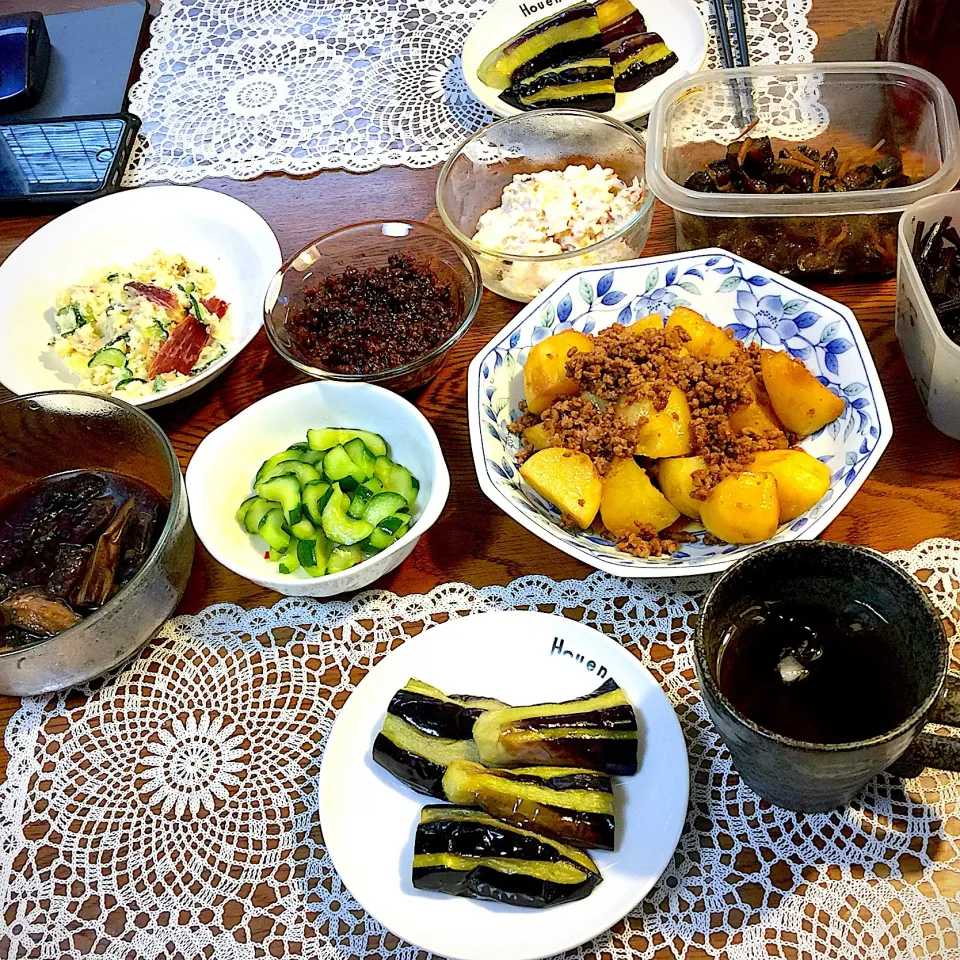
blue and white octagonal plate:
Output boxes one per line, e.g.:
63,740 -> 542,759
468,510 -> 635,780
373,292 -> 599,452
467,248 -> 892,578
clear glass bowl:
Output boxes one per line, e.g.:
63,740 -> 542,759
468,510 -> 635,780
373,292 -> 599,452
0,391 -> 194,694
263,220 -> 482,394
436,109 -> 655,303
646,62 -> 960,279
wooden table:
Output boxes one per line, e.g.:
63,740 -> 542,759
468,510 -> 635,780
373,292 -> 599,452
1,0 -> 959,953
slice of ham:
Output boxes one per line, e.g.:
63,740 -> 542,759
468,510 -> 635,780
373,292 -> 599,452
148,315 -> 210,378
124,282 -> 179,317
202,296 -> 229,319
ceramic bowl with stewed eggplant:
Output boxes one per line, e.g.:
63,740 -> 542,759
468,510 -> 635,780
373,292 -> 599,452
0,392 -> 194,695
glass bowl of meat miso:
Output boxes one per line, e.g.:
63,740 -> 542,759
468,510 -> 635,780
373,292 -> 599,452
646,62 -> 960,279
0,391 -> 193,695
263,220 -> 482,393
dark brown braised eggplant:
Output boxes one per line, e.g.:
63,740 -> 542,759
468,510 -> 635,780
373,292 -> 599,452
609,32 -> 679,92
412,805 -> 602,907
477,4 -> 601,90
594,0 -> 646,45
372,678 -> 510,798
500,54 -> 615,112
442,759 -> 615,850
473,678 -> 638,775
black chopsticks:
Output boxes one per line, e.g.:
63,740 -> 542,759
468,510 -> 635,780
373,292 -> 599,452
711,0 -> 749,68
711,0 -> 753,126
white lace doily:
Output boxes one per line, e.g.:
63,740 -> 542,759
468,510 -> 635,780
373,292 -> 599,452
123,0 -> 817,184
3,538 -> 958,960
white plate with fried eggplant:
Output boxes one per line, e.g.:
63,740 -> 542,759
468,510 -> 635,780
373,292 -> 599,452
317,610 -> 689,960
461,0 -> 707,122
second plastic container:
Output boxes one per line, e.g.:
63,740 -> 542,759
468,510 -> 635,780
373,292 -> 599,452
646,62 -> 960,279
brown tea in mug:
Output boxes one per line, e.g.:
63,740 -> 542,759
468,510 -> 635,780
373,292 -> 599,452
717,599 -> 915,744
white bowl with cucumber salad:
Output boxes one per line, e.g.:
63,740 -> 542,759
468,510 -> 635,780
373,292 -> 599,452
186,382 -> 449,597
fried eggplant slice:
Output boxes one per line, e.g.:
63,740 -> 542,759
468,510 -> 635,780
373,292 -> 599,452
473,678 -> 639,775
593,0 -> 646,45
609,32 -> 678,92
443,759 -> 615,850
412,805 -> 602,907
372,678 -> 510,798
478,3 -> 601,90
500,54 -> 615,112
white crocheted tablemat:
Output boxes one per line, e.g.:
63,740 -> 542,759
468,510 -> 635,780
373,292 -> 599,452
122,0 -> 818,183
2,537 -> 958,959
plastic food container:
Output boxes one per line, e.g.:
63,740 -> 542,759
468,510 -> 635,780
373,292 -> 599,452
436,109 -> 654,302
896,191 -> 960,440
646,62 -> 960,279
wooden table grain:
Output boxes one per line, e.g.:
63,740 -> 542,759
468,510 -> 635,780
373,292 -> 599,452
1,0 -> 959,952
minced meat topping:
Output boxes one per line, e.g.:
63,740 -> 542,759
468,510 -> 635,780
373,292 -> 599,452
511,321 -> 792,557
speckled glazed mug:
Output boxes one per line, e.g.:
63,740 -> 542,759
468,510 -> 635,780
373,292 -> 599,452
694,540 -> 960,813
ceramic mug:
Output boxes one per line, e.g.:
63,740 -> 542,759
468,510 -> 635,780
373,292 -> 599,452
694,540 -> 960,813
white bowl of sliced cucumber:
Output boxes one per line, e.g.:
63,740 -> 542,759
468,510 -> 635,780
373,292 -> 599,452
185,381 -> 449,596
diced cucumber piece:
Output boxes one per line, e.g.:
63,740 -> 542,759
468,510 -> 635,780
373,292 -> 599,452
296,537 -> 332,577
385,464 -> 420,509
284,461 -> 322,488
366,526 -> 396,551
347,484 -> 377,520
328,543 -> 363,574
279,537 -> 300,574
302,480 -> 332,526
344,438 -> 376,480
268,548 -> 283,562
362,492 -> 408,526
287,442 -> 309,453
373,456 -> 394,485
297,537 -> 318,569
256,448 -> 305,482
153,376 -> 167,393
377,515 -> 406,535
302,449 -> 326,466
244,498 -> 279,535
308,428 -> 388,458
321,484 -> 374,545
236,495 -> 259,527
339,475 -> 359,493
394,523 -> 410,539
323,445 -> 360,483
88,346 -> 127,368
258,458 -> 310,483
259,507 -> 291,551
255,474 -> 302,525
364,477 -> 384,494
291,517 -> 317,540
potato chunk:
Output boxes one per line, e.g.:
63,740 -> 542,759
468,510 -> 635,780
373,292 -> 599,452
728,376 -> 786,439
700,471 -> 780,544
522,422 -> 554,451
666,307 -> 738,360
519,448 -> 602,529
628,314 -> 665,335
618,386 -> 693,458
759,350 -> 845,437
748,449 -> 830,522
657,455 -> 707,520
523,330 -> 593,415
600,458 -> 679,537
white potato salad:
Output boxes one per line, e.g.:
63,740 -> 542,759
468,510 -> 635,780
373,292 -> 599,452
51,251 -> 230,399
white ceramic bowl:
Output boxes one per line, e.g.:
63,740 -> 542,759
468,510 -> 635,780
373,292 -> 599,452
896,191 -> 960,440
186,382 -> 449,597
468,248 -> 892,577
0,186 -> 281,409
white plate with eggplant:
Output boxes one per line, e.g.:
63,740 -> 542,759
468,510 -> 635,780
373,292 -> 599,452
461,0 -> 707,122
317,610 -> 689,960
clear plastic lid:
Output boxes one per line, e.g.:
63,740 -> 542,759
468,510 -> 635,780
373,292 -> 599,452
646,62 -> 960,218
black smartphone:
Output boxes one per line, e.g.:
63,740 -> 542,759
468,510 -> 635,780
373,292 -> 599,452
0,112 -> 140,205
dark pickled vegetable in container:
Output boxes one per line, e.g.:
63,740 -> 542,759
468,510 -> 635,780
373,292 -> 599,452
910,215 -> 960,347
679,136 -> 918,278
0,470 -> 167,651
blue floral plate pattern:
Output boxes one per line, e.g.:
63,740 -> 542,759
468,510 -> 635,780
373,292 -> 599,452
467,248 -> 892,578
